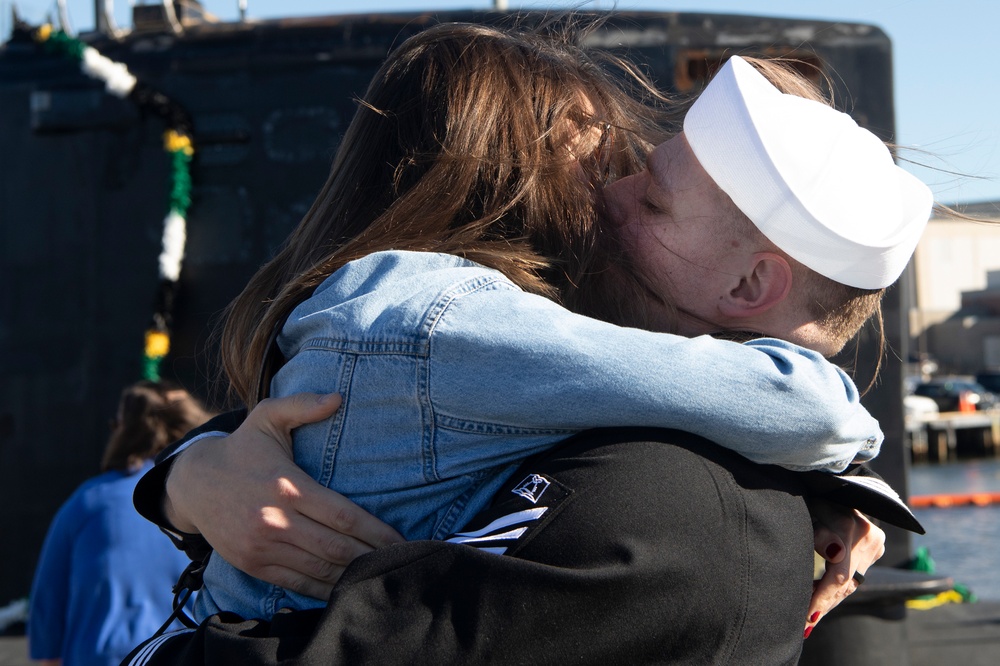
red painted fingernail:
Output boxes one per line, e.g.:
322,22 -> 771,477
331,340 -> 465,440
825,543 -> 842,559
804,625 -> 814,639
809,611 -> 821,623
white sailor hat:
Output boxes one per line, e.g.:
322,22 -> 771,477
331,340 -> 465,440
683,56 -> 933,290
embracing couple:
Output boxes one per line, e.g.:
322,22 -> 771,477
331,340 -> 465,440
129,20 -> 929,665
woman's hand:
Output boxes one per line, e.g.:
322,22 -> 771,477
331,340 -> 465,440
164,392 -> 404,600
805,500 -> 885,636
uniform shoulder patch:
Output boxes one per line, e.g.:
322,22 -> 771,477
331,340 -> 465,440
444,471 -> 571,555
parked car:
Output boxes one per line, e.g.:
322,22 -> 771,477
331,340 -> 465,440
904,394 -> 939,419
913,378 -> 998,412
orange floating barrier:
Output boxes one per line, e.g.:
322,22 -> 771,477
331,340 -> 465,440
909,491 -> 1000,508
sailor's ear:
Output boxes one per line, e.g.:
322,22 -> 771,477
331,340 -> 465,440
718,252 -> 793,318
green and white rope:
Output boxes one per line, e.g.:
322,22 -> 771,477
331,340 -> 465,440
32,24 -> 194,381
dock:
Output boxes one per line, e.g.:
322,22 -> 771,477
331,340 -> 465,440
908,410 -> 1000,462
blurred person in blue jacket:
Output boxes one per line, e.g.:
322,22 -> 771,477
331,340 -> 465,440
28,381 -> 212,666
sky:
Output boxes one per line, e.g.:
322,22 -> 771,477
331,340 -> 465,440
6,0 -> 1000,205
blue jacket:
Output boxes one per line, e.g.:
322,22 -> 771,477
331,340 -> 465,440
29,461 -> 191,666
196,250 -> 881,620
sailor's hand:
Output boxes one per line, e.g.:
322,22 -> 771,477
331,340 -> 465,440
165,392 -> 404,600
805,501 -> 885,637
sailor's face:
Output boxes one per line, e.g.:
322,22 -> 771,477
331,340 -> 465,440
604,133 -> 748,334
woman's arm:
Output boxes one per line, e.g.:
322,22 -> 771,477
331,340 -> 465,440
426,276 -> 880,473
282,254 -> 878,475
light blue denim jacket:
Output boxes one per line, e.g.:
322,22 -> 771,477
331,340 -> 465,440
196,250 -> 881,620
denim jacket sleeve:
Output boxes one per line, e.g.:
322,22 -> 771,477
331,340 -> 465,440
426,265 -> 880,473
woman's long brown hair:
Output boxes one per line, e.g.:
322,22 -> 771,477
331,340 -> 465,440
220,22 -> 673,407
